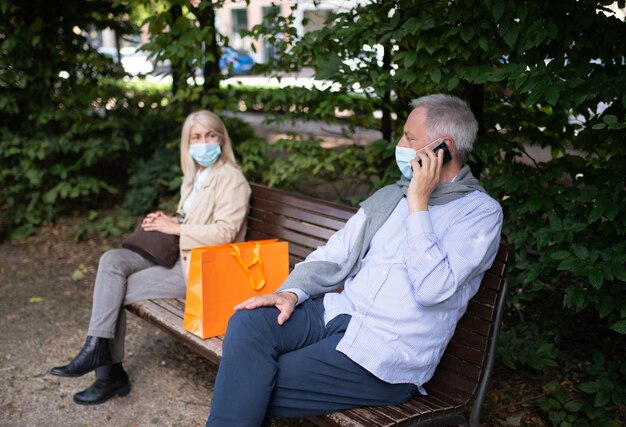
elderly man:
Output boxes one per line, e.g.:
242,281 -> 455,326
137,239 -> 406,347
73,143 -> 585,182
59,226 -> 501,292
207,94 -> 503,426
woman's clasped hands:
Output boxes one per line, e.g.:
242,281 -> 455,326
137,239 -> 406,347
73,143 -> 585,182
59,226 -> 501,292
141,211 -> 181,236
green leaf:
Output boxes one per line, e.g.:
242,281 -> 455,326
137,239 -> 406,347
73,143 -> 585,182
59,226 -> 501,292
534,28 -> 547,46
447,76 -> 460,90
517,4 -> 529,21
563,401 -> 583,412
430,68 -> 441,84
589,270 -> 604,289
594,390 -> 610,407
591,350 -> 604,366
571,245 -> 589,259
550,250 -> 571,260
544,87 -> 559,105
588,205 -> 603,223
72,269 -> 85,281
609,320 -> 626,334
597,296 -> 613,318
478,37 -> 489,51
492,1 -> 506,21
557,258 -> 577,272
460,27 -> 474,43
503,25 -> 520,48
422,18 -> 435,30
404,52 -> 417,68
569,288 -> 586,310
579,381 -> 600,394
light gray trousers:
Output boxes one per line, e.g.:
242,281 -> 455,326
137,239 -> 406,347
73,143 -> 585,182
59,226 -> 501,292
87,248 -> 187,363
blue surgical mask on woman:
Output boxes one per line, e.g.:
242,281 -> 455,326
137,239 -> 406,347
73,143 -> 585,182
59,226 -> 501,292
189,143 -> 221,168
395,146 -> 417,179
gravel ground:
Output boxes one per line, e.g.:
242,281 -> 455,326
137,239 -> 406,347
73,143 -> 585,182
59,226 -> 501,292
0,221 -> 314,427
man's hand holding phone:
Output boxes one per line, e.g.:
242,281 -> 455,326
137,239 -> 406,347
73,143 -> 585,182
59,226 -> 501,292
407,147 -> 445,213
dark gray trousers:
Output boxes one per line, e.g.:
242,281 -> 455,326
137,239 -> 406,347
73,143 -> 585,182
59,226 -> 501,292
87,248 -> 186,363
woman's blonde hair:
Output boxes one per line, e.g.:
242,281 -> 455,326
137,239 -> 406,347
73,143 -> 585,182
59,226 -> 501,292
180,110 -> 239,180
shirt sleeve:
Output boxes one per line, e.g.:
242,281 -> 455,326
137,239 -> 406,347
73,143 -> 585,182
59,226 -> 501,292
277,288 -> 310,305
405,197 -> 503,306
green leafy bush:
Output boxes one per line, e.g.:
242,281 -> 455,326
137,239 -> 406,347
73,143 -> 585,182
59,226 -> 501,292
234,134 -> 395,205
123,143 -> 181,215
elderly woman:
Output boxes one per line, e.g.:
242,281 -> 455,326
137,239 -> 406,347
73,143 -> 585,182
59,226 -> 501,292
50,110 -> 251,405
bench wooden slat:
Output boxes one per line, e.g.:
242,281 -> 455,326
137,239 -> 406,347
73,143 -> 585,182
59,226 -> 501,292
481,272 -> 504,290
448,327 -> 489,350
466,299 -> 497,322
405,394 -> 461,415
248,220 -> 329,252
249,208 -> 338,241
455,315 -> 492,337
126,183 -> 513,427
425,368 -> 475,398
126,299 -> 223,365
472,285 -> 498,305
249,199 -> 353,232
437,353 -> 482,380
319,406 -> 397,427
442,341 -> 484,366
250,183 -> 356,222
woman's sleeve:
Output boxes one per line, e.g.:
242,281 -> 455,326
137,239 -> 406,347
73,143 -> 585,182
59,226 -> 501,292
179,170 -> 251,249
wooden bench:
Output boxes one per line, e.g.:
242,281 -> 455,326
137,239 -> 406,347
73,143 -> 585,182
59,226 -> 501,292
127,183 -> 513,427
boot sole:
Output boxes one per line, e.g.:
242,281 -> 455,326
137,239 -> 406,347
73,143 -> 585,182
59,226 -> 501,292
73,383 -> 131,406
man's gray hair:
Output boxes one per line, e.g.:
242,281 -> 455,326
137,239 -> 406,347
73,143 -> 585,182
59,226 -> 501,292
410,94 -> 478,164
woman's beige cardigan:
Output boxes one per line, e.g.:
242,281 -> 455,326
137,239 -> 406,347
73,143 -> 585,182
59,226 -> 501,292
176,163 -> 251,279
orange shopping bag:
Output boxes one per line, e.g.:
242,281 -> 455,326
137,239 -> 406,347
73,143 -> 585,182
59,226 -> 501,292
183,239 -> 289,339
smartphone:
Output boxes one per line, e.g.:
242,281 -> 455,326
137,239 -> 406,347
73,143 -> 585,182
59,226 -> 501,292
417,141 -> 452,166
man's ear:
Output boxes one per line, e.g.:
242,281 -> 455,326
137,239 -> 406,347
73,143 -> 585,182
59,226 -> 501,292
444,137 -> 456,154
443,138 -> 462,165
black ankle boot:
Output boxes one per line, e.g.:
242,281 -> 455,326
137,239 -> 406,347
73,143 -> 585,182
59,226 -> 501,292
50,336 -> 112,377
73,363 -> 130,405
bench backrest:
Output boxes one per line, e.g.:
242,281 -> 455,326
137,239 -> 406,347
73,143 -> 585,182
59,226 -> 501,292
421,242 -> 511,424
246,183 -> 357,268
246,183 -> 511,423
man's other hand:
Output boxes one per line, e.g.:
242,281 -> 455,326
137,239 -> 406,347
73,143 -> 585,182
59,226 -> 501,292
234,292 -> 298,325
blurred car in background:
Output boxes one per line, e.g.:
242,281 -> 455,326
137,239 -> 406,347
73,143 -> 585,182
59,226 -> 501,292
218,47 -> 254,75
97,46 -> 119,63
120,46 -> 154,76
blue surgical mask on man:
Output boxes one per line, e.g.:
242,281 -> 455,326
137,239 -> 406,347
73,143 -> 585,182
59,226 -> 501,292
190,143 -> 221,168
395,146 -> 417,179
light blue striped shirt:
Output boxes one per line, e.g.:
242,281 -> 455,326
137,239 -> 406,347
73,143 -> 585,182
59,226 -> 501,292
290,190 -> 502,390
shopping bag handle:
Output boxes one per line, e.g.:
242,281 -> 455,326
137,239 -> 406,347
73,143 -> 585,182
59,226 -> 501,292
227,242 -> 266,291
